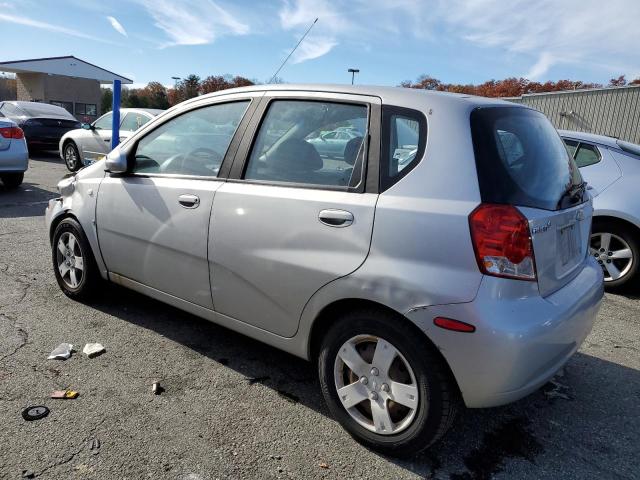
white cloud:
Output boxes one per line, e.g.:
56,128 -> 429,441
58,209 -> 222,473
291,36 -> 337,64
437,0 -> 640,79
107,16 -> 128,37
0,11 -> 119,44
277,0 -> 640,78
139,0 -> 249,47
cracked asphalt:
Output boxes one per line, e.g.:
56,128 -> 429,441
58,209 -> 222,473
1,153 -> 639,480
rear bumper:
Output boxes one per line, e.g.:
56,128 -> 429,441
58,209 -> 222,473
407,257 -> 604,408
0,142 -> 29,172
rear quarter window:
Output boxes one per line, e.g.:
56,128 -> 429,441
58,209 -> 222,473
471,107 -> 583,211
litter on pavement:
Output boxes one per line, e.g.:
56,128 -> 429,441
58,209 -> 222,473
47,343 -> 73,360
83,343 -> 106,358
21,405 -> 50,421
152,381 -> 164,395
88,437 -> 101,455
50,390 -> 79,399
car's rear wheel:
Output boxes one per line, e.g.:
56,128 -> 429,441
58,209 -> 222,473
318,309 -> 459,457
1,172 -> 24,189
590,221 -> 639,289
52,218 -> 100,299
63,142 -> 81,171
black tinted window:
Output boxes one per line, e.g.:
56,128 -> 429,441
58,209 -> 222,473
471,107 -> 582,211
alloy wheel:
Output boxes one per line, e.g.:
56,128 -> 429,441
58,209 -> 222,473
590,232 -> 633,282
56,232 -> 84,289
65,145 -> 78,170
334,334 -> 419,435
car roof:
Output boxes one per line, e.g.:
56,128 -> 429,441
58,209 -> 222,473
183,83 -> 523,110
558,129 -> 621,149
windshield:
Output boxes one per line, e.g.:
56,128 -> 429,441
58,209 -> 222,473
471,107 -> 583,211
20,102 -> 76,119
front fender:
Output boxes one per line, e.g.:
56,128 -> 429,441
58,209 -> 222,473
44,172 -> 108,279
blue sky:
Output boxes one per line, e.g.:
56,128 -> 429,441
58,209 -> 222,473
1,0 -> 639,88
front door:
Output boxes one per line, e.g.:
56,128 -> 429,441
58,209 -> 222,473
96,99 -> 254,308
210,95 -> 380,337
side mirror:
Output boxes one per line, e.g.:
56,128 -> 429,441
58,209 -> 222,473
81,123 -> 93,130
105,145 -> 130,173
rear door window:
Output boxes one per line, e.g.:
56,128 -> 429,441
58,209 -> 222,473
243,100 -> 368,189
471,107 -> 583,211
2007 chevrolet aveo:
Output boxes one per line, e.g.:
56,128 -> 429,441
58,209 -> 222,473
45,85 -> 604,456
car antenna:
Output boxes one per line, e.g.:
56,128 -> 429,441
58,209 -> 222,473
268,17 -> 318,84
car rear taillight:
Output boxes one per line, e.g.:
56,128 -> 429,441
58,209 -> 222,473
0,126 -> 24,139
469,203 -> 536,281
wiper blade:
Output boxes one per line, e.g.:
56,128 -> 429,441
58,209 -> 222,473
558,181 -> 587,208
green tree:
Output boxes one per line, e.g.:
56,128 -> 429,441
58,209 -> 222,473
100,88 -> 113,114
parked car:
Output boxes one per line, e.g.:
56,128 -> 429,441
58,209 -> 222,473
560,130 -> 640,289
59,108 -> 164,171
0,117 -> 28,188
307,127 -> 362,159
0,101 -> 80,151
45,86 -> 603,457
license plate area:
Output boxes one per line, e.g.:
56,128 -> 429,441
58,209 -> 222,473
559,222 -> 580,266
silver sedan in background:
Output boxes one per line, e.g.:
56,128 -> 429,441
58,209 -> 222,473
0,117 -> 28,188
560,130 -> 640,289
59,108 -> 164,171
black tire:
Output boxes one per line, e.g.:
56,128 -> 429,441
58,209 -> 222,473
591,220 -> 639,290
63,141 -> 81,172
1,172 -> 24,189
318,309 -> 459,457
51,217 -> 101,300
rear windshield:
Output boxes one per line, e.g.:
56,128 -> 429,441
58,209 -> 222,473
20,102 -> 76,119
471,107 -> 583,211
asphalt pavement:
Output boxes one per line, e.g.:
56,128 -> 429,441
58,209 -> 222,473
0,153 -> 639,479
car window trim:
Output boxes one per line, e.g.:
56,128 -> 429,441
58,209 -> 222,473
227,94 -> 381,194
115,96 -> 260,181
379,105 -> 428,192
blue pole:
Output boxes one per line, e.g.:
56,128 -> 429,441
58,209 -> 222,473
111,79 -> 121,150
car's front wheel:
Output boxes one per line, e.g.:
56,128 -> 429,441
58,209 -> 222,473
63,142 -> 81,172
318,309 -> 459,457
1,172 -> 24,189
52,218 -> 100,299
590,221 -> 639,290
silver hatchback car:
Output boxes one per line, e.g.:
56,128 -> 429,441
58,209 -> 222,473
45,85 -> 603,456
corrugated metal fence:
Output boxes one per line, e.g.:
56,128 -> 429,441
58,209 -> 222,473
507,85 -> 640,144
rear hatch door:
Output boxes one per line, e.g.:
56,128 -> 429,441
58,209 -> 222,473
471,106 -> 591,296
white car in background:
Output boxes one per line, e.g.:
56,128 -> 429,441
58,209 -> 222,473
0,117 -> 28,189
59,108 -> 164,171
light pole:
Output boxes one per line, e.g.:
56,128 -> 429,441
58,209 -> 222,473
348,68 -> 360,85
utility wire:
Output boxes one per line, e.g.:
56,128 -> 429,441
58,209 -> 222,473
269,18 -> 318,84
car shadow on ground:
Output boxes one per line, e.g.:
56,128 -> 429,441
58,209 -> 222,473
0,182 -> 59,218
29,149 -> 62,164
84,284 -> 640,478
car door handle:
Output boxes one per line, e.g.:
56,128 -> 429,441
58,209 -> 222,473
319,209 -> 353,227
178,194 -> 200,209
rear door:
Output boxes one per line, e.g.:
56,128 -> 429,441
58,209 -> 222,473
471,107 -> 591,296
209,92 -> 381,337
96,95 -> 258,308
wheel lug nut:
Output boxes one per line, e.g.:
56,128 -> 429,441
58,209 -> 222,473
370,367 -> 379,376
359,376 -> 368,386
600,248 -> 605,252
608,252 -> 613,256
381,383 -> 390,392
606,259 -> 611,263
370,392 -> 378,401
